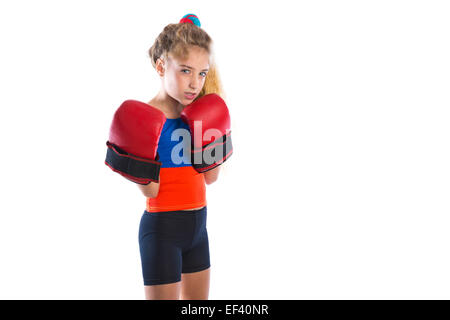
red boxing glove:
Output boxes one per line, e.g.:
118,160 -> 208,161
181,93 -> 233,173
105,100 -> 166,184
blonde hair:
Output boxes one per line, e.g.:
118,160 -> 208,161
148,22 -> 225,101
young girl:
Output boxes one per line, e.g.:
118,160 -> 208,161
106,14 -> 232,300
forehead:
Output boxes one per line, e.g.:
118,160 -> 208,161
174,47 -> 210,69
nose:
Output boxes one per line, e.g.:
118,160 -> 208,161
189,75 -> 200,90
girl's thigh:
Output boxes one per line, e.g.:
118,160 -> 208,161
144,281 -> 181,300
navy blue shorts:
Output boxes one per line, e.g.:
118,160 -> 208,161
138,206 -> 210,286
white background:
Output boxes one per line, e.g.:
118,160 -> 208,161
0,0 -> 449,299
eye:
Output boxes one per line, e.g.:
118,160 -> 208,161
182,69 -> 207,77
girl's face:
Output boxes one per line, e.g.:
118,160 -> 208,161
162,46 -> 210,105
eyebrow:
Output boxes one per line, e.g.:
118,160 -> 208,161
179,64 -> 209,71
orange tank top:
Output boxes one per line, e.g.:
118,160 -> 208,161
146,117 -> 206,212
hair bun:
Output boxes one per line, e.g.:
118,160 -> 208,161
179,13 -> 201,27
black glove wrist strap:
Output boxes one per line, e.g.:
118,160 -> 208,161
105,141 -> 161,184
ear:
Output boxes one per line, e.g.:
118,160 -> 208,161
156,57 -> 165,76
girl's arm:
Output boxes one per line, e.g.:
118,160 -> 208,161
203,166 -> 221,185
137,181 -> 160,198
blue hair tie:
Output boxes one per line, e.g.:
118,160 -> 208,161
179,13 -> 201,28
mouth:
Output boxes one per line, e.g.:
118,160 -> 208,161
184,92 -> 196,100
